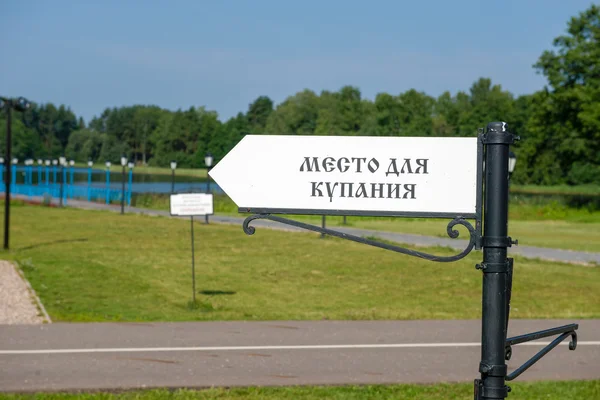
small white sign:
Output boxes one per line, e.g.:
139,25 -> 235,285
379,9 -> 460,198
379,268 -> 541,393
209,135 -> 480,216
170,193 -> 214,216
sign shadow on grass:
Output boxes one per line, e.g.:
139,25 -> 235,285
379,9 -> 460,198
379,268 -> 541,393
199,290 -> 236,296
16,238 -> 89,251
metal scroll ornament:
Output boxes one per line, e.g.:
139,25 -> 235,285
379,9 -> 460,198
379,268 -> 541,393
242,214 -> 477,263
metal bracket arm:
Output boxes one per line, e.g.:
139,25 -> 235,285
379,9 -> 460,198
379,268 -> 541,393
243,213 -> 478,263
504,323 -> 578,381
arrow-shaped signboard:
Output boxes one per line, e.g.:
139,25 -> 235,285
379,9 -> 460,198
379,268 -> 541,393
209,135 -> 482,218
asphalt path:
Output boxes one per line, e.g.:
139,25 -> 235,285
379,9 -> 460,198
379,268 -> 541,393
16,195 -> 600,265
1,320 -> 598,392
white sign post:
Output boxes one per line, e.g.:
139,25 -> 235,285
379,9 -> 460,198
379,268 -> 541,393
170,193 -> 213,217
209,135 -> 482,218
169,193 -> 214,305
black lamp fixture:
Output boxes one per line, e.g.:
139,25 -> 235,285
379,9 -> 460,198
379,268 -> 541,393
508,151 -> 517,175
170,160 -> 177,194
120,155 -> 127,215
204,152 -> 213,168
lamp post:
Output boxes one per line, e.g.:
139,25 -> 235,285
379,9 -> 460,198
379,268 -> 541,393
24,159 -> 32,196
105,161 -> 111,205
59,156 -> 66,207
120,155 -> 127,215
204,153 -> 213,193
23,159 -> 28,185
52,159 -> 58,185
37,159 -> 43,185
0,158 -> 4,194
204,152 -> 213,224
45,160 -> 50,185
170,160 -> 177,194
1,96 -> 30,250
0,158 -> 3,193
127,162 -> 134,206
87,160 -> 93,201
11,158 -> 18,186
69,160 -> 74,198
25,159 -> 33,185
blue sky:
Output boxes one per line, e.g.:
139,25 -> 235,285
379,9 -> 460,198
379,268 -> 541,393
0,0 -> 595,123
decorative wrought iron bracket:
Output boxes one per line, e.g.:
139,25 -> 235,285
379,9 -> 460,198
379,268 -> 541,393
243,213 -> 479,263
504,323 -> 578,381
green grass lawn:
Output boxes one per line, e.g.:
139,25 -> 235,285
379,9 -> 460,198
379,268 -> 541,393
511,184 -> 600,196
1,202 -> 598,322
1,381 -> 598,399
133,194 -> 600,253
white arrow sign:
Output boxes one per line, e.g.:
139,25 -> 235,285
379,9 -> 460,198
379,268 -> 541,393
209,135 -> 481,217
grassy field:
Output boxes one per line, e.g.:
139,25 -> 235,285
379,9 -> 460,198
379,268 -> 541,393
1,202 -> 598,322
511,184 -> 600,196
0,381 -> 598,399
133,193 -> 600,253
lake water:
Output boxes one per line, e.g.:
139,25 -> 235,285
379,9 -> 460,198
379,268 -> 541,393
6,166 -> 224,195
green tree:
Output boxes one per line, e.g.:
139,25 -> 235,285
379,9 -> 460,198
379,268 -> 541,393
456,78 -> 515,136
264,89 -> 319,134
432,91 -> 460,136
246,96 -> 273,134
65,129 -> 103,162
519,4 -> 600,184
212,112 -> 249,163
0,116 -> 44,160
396,89 -> 435,136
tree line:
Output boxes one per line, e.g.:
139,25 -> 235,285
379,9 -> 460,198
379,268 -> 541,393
1,5 -> 599,186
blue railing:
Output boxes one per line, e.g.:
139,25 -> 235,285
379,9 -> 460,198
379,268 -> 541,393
0,165 -> 132,206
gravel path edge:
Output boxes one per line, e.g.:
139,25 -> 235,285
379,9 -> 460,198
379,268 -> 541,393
0,260 -> 51,325
14,262 -> 52,324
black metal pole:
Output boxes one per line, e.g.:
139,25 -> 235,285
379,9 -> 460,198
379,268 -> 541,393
59,165 -> 64,207
3,105 -> 11,250
205,169 -> 210,224
190,215 -> 196,304
320,215 -> 325,238
343,215 -> 347,225
121,165 -> 125,215
476,122 -> 513,399
171,169 -> 175,194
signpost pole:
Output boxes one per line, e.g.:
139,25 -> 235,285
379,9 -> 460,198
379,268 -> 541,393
170,193 -> 212,305
476,122 -> 513,399
3,106 -> 11,250
190,215 -> 196,304
205,172 -> 211,225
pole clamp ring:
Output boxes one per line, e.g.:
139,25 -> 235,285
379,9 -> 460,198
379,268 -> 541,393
481,131 -> 519,144
479,385 -> 510,398
482,236 -> 516,248
479,362 -> 508,377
